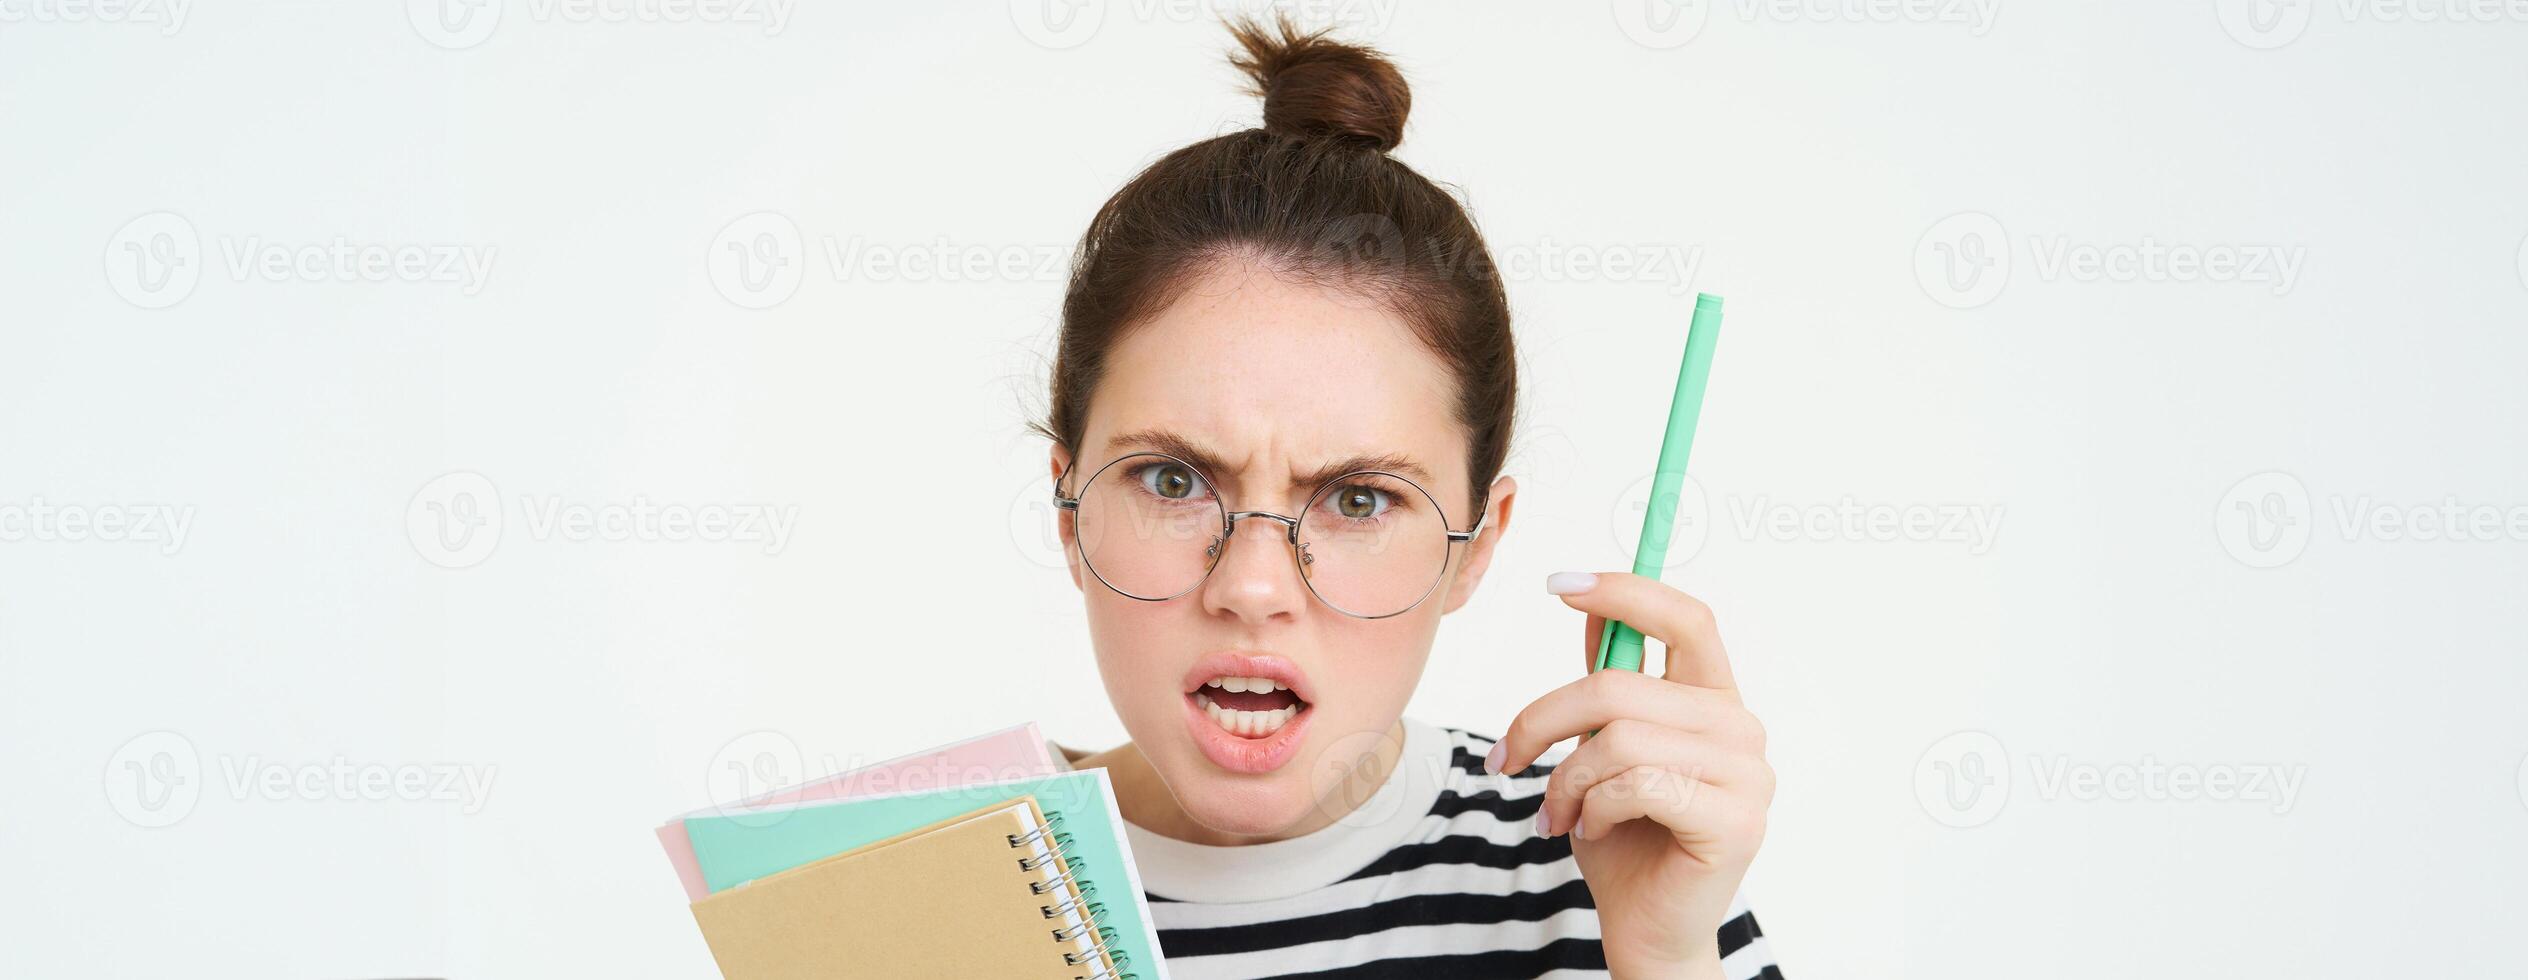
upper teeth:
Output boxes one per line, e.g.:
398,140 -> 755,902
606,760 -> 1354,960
1205,676 -> 1285,694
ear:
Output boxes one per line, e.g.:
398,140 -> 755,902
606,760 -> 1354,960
1049,443 -> 1085,592
1438,475 -> 1515,614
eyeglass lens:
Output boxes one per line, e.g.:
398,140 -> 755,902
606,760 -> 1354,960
1068,453 -> 1452,618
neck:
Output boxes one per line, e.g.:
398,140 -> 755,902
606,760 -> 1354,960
1071,719 -> 1411,847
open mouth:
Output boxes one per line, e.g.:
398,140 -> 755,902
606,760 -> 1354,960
1190,675 -> 1310,738
1178,653 -> 1317,774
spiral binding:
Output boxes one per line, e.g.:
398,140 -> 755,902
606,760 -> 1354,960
1008,808 -> 1136,980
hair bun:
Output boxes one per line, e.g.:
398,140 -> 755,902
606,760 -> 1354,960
1228,16 -> 1410,152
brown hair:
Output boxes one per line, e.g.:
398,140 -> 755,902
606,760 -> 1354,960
1036,15 -> 1515,521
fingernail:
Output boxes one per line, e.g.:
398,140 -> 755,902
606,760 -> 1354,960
1483,742 -> 1506,775
1534,809 -> 1554,837
1545,572 -> 1597,595
1570,820 -> 1585,841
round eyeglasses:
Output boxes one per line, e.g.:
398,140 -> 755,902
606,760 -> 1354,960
1052,451 -> 1486,619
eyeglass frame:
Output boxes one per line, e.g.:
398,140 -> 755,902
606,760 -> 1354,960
1050,449 -> 1489,620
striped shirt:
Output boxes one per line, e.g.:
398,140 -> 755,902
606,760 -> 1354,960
1115,716 -> 1784,979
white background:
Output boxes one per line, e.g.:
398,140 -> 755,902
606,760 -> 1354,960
5,1 -> 2526,977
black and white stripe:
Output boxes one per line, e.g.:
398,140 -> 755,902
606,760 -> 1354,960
1139,727 -> 1783,979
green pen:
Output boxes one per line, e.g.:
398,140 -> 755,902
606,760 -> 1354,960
1595,292 -> 1725,674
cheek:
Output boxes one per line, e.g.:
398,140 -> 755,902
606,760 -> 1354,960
1314,613 -> 1440,709
1280,617 -> 1437,801
1080,588 -> 1187,681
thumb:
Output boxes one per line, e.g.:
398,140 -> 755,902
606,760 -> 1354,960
1577,611 -> 1607,675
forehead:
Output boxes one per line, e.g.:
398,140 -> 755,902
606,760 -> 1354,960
1084,258 -> 1465,487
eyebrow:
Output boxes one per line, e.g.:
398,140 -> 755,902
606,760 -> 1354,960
1102,427 -> 1438,491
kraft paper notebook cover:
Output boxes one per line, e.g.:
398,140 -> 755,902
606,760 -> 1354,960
656,722 -> 1058,902
682,768 -> 1168,980
690,796 -> 1119,980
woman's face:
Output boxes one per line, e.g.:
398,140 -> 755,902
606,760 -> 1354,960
1052,256 -> 1514,840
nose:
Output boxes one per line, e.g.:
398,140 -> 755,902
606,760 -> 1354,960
1199,511 -> 1308,624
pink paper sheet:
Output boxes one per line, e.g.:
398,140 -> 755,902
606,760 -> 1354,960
656,722 -> 1058,901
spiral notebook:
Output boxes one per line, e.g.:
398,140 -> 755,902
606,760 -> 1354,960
680,768 -> 1168,980
690,795 -> 1120,979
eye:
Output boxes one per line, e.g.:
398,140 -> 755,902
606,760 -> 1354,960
1326,484 -> 1392,521
1136,461 -> 1207,501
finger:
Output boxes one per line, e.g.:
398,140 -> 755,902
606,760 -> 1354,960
1550,572 -> 1734,691
1536,719 -> 1767,837
1576,611 -> 1607,675
1495,670 -> 1747,775
1572,766 -> 1764,855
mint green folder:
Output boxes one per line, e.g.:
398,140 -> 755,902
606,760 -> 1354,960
682,768 -> 1166,979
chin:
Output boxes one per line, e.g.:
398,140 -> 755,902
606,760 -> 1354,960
1166,760 -> 1323,838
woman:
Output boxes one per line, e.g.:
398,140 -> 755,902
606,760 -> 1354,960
1040,17 -> 1782,980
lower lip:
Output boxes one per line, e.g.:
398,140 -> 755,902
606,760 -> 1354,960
1179,692 -> 1313,774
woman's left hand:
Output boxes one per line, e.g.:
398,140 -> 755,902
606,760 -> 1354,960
1486,572 -> 1774,980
